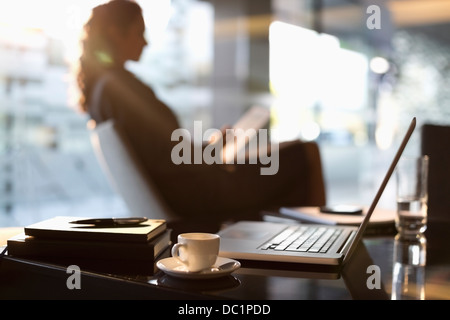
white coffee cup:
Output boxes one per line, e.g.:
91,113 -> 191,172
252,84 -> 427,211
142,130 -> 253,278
171,233 -> 220,272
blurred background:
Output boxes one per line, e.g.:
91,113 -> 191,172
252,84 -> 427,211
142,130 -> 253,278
1,0 -> 450,227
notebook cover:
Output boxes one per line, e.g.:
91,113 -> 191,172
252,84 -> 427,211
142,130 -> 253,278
24,216 -> 167,243
7,229 -> 172,261
2,246 -> 171,277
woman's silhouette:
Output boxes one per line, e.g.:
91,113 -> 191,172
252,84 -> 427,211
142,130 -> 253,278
76,0 -> 326,225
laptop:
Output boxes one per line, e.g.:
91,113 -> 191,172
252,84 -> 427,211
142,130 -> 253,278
218,117 -> 416,267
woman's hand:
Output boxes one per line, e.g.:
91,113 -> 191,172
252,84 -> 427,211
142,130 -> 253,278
207,124 -> 232,146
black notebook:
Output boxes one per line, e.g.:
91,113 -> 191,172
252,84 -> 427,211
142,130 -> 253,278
24,216 -> 167,243
7,229 -> 172,261
3,245 -> 171,276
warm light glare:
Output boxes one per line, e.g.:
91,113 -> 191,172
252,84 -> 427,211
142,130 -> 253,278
269,20 -> 368,111
0,1 -> 105,37
375,125 -> 394,150
301,122 -> 321,141
0,1 -> 173,62
0,0 -> 174,112
370,56 -> 390,74
269,21 -> 368,142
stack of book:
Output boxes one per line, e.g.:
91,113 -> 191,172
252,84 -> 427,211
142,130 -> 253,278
6,216 -> 171,275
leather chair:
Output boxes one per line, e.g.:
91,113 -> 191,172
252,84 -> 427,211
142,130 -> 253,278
421,123 -> 450,221
89,119 -> 176,221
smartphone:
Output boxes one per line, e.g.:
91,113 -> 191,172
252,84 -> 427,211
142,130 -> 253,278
319,205 -> 363,215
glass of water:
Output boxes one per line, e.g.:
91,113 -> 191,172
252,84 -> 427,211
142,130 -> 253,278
395,155 -> 429,238
391,234 -> 427,300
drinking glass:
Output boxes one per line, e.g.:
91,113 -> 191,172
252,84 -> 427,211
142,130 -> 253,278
395,155 -> 429,238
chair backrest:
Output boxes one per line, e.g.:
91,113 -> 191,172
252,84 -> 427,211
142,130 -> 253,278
421,123 -> 450,220
89,119 -> 176,220
303,141 -> 327,206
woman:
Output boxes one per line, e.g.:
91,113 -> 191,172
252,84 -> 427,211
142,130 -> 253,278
77,0 -> 326,224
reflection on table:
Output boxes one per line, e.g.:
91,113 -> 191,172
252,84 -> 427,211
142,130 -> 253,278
0,220 -> 449,300
391,234 -> 426,300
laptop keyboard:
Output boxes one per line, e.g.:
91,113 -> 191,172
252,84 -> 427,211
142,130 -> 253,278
259,225 -> 342,253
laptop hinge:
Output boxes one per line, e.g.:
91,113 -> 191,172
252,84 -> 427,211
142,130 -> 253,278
337,230 -> 356,254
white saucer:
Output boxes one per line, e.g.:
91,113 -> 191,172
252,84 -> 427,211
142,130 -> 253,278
156,256 -> 240,279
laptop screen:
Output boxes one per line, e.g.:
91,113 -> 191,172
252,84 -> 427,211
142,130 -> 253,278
343,117 -> 416,264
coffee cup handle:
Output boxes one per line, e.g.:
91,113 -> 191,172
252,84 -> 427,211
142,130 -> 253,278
171,243 -> 188,264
